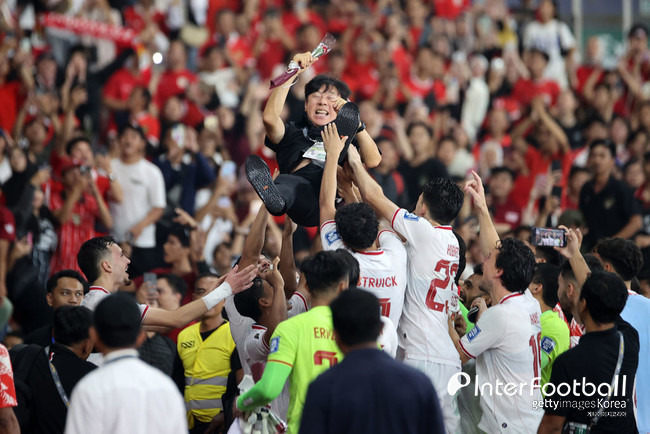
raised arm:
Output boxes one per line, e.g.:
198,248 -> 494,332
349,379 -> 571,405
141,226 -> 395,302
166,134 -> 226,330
143,264 -> 257,328
556,226 -> 589,287
280,216 -> 298,297
239,206 -> 270,269
464,170 -> 500,257
319,123 -> 347,224
263,52 -> 316,144
260,257 -> 288,347
347,145 -> 399,223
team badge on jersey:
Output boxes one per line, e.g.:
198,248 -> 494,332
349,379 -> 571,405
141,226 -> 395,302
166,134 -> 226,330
403,212 -> 420,221
540,336 -> 555,355
270,337 -> 280,353
324,230 -> 341,246
467,326 -> 481,342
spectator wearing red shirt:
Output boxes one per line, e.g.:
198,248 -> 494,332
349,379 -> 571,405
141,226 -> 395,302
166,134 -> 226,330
205,9 -> 254,69
49,159 -> 113,275
573,36 -> 605,97
123,0 -> 166,34
473,107 -> 512,162
512,48 -> 560,109
400,46 -> 446,106
563,166 -> 590,211
109,86 -> 160,146
0,47 -> 32,134
344,35 -> 380,100
487,166 -> 521,234
102,51 -> 151,117
154,40 -> 199,108
252,8 -> 295,80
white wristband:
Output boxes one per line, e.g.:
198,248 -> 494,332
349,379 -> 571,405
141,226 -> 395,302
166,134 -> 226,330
202,282 -> 232,310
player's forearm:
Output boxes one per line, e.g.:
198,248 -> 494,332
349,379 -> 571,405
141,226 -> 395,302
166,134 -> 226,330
476,204 -> 500,257
146,282 -> 233,328
280,230 -> 298,297
240,207 -> 269,269
568,253 -> 589,288
349,159 -> 383,207
319,152 -> 339,222
356,132 -> 382,168
262,86 -> 291,127
237,361 -> 291,411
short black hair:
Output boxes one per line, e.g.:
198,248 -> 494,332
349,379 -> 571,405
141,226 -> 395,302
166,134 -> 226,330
568,165 -> 590,180
330,289 -> 382,346
495,238 -> 535,293
490,166 -> 516,182
78,236 -> 116,283
628,22 -> 649,39
580,271 -> 628,324
595,238 -> 644,281
422,178 -> 464,225
589,139 -> 616,158
304,75 -> 350,101
473,263 -> 483,276
65,136 -> 92,156
300,251 -> 351,296
453,231 -> 467,286
334,203 -> 378,251
406,121 -> 433,138
158,273 -> 187,298
335,249 -> 360,289
535,246 -> 564,266
94,293 -> 142,348
119,122 -> 147,142
46,269 -> 88,294
532,263 -> 561,307
53,306 -> 93,346
560,253 -> 604,283
167,224 -> 191,247
131,85 -> 151,107
233,277 -> 266,322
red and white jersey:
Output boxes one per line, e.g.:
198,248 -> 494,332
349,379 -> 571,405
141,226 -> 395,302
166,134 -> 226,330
320,220 -> 408,327
459,292 -> 544,432
81,286 -> 149,321
389,208 -> 461,367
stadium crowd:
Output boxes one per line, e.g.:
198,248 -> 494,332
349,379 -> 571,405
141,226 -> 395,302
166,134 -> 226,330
0,0 -> 648,433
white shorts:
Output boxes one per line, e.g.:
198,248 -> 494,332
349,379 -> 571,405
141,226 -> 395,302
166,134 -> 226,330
404,359 -> 461,434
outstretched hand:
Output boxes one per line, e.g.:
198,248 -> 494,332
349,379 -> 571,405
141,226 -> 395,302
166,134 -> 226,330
346,143 -> 362,166
321,123 -> 347,157
464,170 -> 488,211
225,264 -> 258,294
555,225 -> 582,259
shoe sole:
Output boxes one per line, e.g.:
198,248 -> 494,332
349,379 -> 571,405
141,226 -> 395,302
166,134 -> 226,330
335,102 -> 361,164
245,155 -> 286,215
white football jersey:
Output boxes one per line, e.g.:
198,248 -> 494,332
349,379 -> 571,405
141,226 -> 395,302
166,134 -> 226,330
459,292 -> 544,433
82,286 -> 150,321
224,296 -> 290,419
390,209 -> 461,367
320,220 -> 408,327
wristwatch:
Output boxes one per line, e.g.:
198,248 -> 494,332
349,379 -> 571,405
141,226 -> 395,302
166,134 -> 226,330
357,121 -> 366,133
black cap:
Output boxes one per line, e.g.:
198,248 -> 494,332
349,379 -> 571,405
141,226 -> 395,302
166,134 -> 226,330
94,293 -> 141,348
628,23 -> 649,40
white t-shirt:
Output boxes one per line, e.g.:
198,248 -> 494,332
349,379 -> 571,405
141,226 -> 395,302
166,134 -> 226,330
523,19 -> 576,88
109,158 -> 166,248
459,292 -> 544,433
82,286 -> 150,320
320,220 -> 407,328
390,209 -> 461,367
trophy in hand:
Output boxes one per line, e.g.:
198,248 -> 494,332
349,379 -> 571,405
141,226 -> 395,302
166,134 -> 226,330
270,33 -> 336,89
